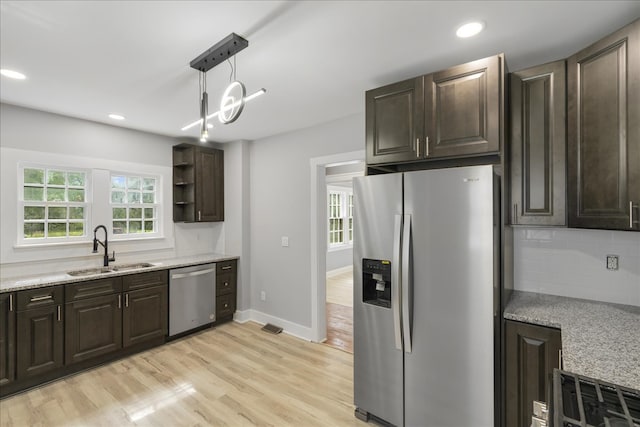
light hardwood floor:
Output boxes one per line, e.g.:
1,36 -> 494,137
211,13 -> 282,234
325,267 -> 354,353
0,322 -> 359,427
326,268 -> 353,307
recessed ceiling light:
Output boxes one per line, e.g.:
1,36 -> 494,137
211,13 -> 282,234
0,69 -> 27,80
456,22 -> 485,38
108,114 -> 125,120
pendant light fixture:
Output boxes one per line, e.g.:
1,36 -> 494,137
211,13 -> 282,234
182,33 -> 266,141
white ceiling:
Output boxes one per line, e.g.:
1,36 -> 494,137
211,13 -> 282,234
1,1 -> 639,143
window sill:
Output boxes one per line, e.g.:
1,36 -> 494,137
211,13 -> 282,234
15,235 -> 166,249
328,244 -> 353,252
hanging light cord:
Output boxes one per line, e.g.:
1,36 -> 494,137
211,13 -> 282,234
227,55 -> 237,83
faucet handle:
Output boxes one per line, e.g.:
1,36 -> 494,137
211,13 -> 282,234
109,251 -> 116,262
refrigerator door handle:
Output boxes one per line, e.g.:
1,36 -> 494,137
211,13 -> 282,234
402,214 -> 412,353
392,214 -> 403,350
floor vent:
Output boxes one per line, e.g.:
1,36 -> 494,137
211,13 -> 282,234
261,323 -> 283,334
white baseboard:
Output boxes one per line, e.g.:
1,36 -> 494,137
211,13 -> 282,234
233,309 -> 314,342
327,265 -> 353,278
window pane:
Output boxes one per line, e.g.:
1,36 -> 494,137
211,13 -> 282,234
111,176 -> 125,189
68,189 -> 85,202
69,207 -> 84,220
144,208 -> 154,219
144,221 -> 154,232
24,168 -> 44,184
48,207 -> 67,219
48,223 -> 66,237
69,223 -> 84,236
68,172 -> 85,187
129,221 -> 142,233
129,208 -> 142,219
127,192 -> 141,203
24,223 -> 44,238
112,207 -> 126,219
24,206 -> 45,220
142,192 -> 154,203
47,170 -> 66,185
24,186 -> 44,201
47,188 -> 66,202
143,178 -> 155,191
113,221 -> 127,234
111,191 -> 125,203
127,176 -> 141,190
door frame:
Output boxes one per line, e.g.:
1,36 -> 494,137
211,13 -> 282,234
309,150 -> 364,342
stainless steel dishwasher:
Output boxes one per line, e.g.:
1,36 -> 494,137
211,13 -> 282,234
169,263 -> 216,336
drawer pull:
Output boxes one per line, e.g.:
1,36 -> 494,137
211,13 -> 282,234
224,303 -> 228,308
224,282 -> 229,287
221,265 -> 232,271
30,295 -> 53,302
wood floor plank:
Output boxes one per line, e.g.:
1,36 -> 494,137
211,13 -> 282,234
0,322 -> 359,426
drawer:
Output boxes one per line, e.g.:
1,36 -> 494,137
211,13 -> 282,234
66,277 -> 122,302
122,270 -> 167,291
216,273 -> 236,296
216,260 -> 236,275
17,286 -> 63,311
216,293 -> 236,318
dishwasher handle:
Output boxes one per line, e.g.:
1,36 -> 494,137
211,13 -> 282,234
171,268 -> 215,280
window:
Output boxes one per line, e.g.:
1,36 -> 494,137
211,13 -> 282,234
110,174 -> 159,236
20,166 -> 89,242
328,189 -> 353,247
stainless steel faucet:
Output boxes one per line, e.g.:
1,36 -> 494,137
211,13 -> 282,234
93,225 -> 115,267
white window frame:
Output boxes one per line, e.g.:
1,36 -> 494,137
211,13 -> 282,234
17,163 -> 92,245
109,172 -> 162,240
328,187 -> 353,249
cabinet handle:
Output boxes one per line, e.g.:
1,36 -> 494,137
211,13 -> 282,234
221,266 -> 232,271
57,305 -> 62,322
198,210 -> 202,221
125,293 -> 129,308
224,282 -> 229,287
30,295 -> 53,302
118,294 -> 122,309
558,349 -> 563,370
513,203 -> 518,224
224,303 -> 228,308
631,201 -> 639,229
426,136 -> 429,156
416,138 -> 420,158
9,294 -> 13,312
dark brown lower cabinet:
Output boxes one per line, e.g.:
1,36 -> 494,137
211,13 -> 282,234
65,294 -> 122,364
215,260 -> 237,324
0,293 -> 16,386
16,303 -> 64,379
123,285 -> 167,347
505,319 -> 562,427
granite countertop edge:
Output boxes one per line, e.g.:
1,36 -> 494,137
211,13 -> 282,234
0,253 -> 239,293
504,290 -> 640,391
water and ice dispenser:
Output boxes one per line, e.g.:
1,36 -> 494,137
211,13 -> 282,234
362,258 -> 392,308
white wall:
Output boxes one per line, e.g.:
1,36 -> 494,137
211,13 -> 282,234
0,103 -> 225,277
327,247 -> 352,271
249,113 -> 364,329
514,227 -> 640,306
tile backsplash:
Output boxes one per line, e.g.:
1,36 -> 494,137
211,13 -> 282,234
513,227 -> 640,306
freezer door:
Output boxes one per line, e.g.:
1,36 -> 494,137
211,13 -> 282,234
403,165 -> 495,427
353,173 -> 404,427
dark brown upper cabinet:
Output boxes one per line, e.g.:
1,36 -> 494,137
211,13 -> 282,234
424,54 -> 502,159
511,60 -> 567,226
366,77 -> 424,165
366,54 -> 504,167
567,19 -> 640,231
173,144 -> 224,222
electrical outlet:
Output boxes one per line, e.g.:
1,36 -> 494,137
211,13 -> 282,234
260,291 -> 266,301
281,236 -> 289,247
606,255 -> 619,271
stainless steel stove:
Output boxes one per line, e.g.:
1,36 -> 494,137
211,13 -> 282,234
552,370 -> 640,427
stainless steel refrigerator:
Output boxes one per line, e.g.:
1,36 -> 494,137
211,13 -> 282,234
353,165 -> 499,427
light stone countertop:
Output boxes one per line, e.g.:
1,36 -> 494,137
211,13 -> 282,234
504,290 -> 640,390
0,253 -> 239,293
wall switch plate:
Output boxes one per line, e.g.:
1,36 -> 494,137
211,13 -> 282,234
281,236 -> 289,247
260,291 -> 266,301
606,255 -> 619,271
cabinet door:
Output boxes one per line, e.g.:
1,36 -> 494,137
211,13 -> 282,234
511,60 -> 566,225
568,19 -> 640,230
123,285 -> 167,348
195,147 -> 224,222
366,77 -> 424,165
16,304 -> 64,379
425,55 -> 502,159
0,293 -> 16,386
65,294 -> 122,365
505,320 -> 562,427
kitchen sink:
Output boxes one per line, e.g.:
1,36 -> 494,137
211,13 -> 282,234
67,262 -> 154,276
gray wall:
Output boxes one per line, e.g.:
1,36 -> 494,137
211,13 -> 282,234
327,247 -> 352,271
249,112 -> 364,327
